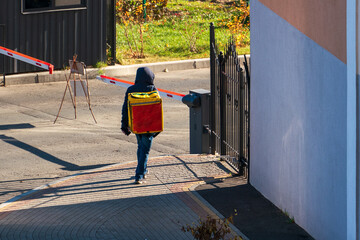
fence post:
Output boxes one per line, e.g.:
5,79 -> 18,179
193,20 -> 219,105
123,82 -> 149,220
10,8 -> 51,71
111,0 -> 117,64
209,23 -> 216,154
239,66 -> 245,175
219,51 -> 226,156
244,55 -> 251,181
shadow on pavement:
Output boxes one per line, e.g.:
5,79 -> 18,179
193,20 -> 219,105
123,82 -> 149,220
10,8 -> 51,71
0,193 -> 195,239
0,134 -> 112,171
0,123 -> 35,130
195,176 -> 314,240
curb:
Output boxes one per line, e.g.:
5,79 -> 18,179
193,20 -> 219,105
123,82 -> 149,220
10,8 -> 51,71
187,180 -> 250,240
3,55 -> 250,86
3,58 -> 211,86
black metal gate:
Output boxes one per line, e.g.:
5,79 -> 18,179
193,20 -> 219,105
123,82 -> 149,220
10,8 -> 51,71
209,23 -> 250,177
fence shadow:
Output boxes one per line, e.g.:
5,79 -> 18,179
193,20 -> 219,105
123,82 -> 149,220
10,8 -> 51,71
196,176 -> 314,240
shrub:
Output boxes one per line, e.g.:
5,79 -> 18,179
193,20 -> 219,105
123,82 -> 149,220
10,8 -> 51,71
223,0 -> 250,47
116,0 -> 168,23
181,215 -> 242,240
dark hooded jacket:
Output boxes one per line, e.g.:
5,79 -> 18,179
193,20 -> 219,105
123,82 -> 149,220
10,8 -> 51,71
121,67 -> 157,130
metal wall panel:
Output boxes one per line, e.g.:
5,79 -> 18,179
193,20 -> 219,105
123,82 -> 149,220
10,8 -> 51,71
0,0 -> 109,74
0,24 -> 5,77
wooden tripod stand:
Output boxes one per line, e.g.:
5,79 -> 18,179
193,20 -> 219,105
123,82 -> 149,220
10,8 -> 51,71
54,55 -> 97,124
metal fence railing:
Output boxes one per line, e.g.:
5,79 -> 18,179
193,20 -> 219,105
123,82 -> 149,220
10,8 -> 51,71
209,23 -> 250,177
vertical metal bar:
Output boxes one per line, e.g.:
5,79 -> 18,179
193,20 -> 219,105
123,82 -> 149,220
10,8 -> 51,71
229,45 -> 231,158
100,0 -> 105,62
231,40 -> 238,170
74,12 -> 79,55
216,55 -> 220,153
112,0 -> 116,64
231,42 -> 236,169
244,54 -> 251,182
225,44 -> 228,158
228,42 -> 231,159
143,0 -> 147,21
238,64 -> 241,173
106,0 -> 117,65
230,43 -> 234,161
239,67 -> 245,175
219,51 -> 226,156
210,23 -> 216,154
233,44 -> 237,167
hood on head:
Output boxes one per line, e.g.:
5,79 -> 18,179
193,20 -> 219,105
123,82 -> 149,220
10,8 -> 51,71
135,67 -> 155,85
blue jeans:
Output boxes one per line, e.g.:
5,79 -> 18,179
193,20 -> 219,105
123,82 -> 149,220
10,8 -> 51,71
135,133 -> 154,180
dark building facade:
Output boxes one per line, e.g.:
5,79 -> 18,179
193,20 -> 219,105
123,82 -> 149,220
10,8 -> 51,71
0,0 -> 116,74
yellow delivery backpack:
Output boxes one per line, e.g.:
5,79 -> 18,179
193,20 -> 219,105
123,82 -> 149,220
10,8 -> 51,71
127,90 -> 163,134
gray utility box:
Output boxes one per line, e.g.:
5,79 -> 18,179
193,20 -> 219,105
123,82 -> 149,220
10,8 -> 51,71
182,89 -> 210,154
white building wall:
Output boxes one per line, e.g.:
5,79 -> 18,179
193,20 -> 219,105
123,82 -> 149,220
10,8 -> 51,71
250,1 -> 347,239
346,0 -> 359,238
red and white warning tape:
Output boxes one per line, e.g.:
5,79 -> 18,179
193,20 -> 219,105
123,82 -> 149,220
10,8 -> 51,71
96,75 -> 186,101
0,46 -> 54,74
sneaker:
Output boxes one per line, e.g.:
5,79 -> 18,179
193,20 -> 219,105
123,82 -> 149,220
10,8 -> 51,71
144,170 -> 149,179
135,179 -> 143,184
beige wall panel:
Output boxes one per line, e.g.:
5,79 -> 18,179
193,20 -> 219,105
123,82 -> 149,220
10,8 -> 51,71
259,0 -> 346,63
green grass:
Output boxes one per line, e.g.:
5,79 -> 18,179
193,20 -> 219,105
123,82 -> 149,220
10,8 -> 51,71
115,0 -> 250,65
94,61 -> 108,68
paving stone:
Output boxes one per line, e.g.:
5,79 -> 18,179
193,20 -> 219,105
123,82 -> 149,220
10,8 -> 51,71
0,155 -> 237,240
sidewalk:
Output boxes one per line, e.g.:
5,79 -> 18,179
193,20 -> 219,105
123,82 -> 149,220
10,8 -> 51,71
0,65 -> 314,239
0,155 -> 245,240
196,177 -> 314,240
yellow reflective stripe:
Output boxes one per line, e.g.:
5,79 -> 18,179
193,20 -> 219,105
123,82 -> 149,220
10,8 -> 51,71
128,91 -> 161,99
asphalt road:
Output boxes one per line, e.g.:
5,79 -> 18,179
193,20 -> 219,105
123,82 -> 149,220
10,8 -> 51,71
0,68 -> 210,204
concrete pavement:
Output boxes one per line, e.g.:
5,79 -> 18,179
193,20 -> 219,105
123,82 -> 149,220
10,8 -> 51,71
0,68 -> 210,204
0,154 -> 245,240
0,67 -> 247,239
0,64 -> 314,239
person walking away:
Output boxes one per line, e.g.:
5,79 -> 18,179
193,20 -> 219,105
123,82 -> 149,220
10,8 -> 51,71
121,67 -> 159,184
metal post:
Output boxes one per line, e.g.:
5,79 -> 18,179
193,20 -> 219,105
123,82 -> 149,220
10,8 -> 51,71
111,0 -> 116,64
143,0 -> 146,21
106,0 -> 117,65
244,55 -> 251,182
239,66 -> 245,175
219,52 -> 226,156
210,23 -> 216,154
106,0 -> 115,64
